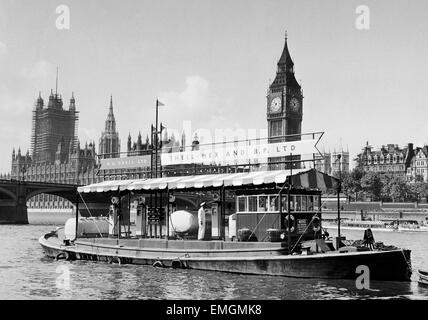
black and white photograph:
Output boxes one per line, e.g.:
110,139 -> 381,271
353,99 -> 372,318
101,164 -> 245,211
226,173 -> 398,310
0,0 -> 427,307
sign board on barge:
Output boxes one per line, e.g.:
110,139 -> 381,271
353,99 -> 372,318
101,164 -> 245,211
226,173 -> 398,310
160,139 -> 320,166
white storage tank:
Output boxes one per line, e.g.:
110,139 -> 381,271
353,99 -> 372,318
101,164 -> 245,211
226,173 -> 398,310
64,217 -> 110,240
169,210 -> 198,235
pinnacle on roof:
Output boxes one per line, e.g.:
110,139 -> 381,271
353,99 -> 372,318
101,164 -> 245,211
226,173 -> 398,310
69,92 -> 76,110
270,32 -> 301,89
277,30 -> 294,69
109,94 -> 113,114
36,91 -> 44,108
104,95 -> 116,133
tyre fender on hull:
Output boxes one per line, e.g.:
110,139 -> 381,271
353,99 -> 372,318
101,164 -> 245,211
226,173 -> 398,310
55,251 -> 70,261
108,256 -> 122,265
171,259 -> 185,269
153,260 -> 164,268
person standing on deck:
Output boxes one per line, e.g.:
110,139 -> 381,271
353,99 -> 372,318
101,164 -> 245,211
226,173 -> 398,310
198,202 -> 207,240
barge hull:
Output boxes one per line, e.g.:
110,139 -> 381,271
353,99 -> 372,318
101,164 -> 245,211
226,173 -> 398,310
39,235 -> 411,281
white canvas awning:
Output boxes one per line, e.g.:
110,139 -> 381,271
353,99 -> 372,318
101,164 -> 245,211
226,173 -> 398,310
77,179 -> 140,193
77,169 -> 313,194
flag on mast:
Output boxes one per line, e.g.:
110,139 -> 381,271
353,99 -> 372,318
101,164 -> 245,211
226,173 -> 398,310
157,100 -> 165,107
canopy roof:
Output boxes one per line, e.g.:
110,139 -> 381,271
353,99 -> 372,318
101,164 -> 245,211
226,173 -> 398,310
77,169 -> 338,194
290,168 -> 338,190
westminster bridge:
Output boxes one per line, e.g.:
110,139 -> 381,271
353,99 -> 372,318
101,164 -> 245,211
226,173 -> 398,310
0,179 -> 78,224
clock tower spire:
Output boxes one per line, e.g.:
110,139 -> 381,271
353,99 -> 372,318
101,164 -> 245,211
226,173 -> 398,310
267,33 -> 303,170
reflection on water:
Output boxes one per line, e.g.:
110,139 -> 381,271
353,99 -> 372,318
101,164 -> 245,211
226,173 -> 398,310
1,225 -> 428,299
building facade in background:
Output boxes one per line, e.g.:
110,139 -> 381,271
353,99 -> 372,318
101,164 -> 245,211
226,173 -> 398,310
357,142 -> 414,180
8,91 -> 103,209
314,149 -> 349,176
407,146 -> 428,182
30,91 -> 78,165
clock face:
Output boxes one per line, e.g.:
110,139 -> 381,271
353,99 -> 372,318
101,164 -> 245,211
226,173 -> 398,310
290,98 -> 300,112
270,97 -> 282,113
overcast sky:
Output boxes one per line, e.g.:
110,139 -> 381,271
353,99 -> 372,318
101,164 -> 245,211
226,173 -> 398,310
0,0 -> 427,173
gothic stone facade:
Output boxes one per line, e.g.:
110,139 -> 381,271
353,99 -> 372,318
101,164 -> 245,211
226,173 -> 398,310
315,150 -> 350,176
9,92 -> 120,209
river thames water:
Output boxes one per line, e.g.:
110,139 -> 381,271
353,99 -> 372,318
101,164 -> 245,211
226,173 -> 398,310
1,215 -> 428,300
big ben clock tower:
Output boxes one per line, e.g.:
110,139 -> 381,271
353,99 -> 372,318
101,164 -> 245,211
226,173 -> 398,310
267,32 -> 303,170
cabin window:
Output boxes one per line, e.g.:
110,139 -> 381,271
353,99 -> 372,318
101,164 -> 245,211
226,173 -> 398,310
238,197 -> 247,212
301,196 -> 307,211
269,196 -> 278,211
281,195 -> 288,212
289,196 -> 296,211
258,196 -> 268,211
307,196 -> 314,211
294,196 -> 303,211
248,196 -> 258,212
313,196 -> 320,211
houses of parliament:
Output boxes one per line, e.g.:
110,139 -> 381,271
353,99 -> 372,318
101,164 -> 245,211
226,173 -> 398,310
0,33 -> 308,210
2,89 -> 199,210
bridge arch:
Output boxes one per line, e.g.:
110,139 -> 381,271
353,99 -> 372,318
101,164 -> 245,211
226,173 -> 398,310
0,180 -> 78,224
25,188 -> 77,203
0,186 -> 18,201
